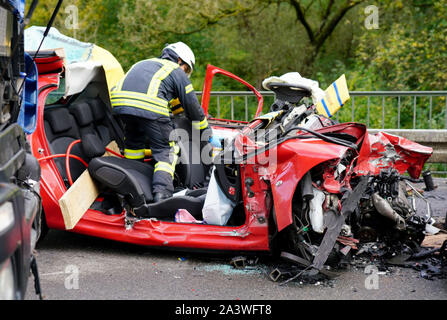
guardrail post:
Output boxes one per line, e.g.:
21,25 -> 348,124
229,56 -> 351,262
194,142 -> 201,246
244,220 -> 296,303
413,96 -> 417,129
231,96 -> 234,120
429,96 -> 432,129
351,96 -> 355,122
245,96 -> 248,122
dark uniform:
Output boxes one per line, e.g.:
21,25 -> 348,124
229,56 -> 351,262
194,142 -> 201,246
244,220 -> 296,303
111,53 -> 209,196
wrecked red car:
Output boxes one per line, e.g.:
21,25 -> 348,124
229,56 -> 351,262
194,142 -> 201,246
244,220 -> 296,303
29,51 -> 434,275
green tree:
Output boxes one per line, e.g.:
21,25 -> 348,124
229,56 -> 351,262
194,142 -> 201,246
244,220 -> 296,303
353,0 -> 447,91
116,0 -> 366,78
27,0 -> 446,95
27,0 -> 123,60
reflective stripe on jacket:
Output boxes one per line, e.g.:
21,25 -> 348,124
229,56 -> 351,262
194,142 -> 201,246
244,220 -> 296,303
111,58 -> 177,118
111,58 -> 209,128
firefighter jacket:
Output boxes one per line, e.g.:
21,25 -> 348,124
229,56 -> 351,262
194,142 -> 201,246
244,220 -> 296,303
110,58 -> 209,131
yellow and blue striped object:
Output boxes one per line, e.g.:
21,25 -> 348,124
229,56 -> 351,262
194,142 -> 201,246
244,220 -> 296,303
315,74 -> 350,118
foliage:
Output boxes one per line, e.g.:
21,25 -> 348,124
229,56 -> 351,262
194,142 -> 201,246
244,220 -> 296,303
353,0 -> 447,91
26,0 -> 447,127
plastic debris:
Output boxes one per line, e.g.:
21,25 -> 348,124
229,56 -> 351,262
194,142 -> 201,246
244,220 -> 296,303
175,209 -> 202,224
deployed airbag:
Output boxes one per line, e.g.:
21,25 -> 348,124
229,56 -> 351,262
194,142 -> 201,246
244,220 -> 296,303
202,168 -> 236,225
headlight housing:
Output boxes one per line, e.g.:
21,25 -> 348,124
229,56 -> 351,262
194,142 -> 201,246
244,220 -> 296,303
0,258 -> 15,300
0,202 -> 15,234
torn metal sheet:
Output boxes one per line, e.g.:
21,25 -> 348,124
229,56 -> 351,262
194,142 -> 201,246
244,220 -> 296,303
280,251 -> 339,279
310,176 -> 369,274
355,132 -> 433,179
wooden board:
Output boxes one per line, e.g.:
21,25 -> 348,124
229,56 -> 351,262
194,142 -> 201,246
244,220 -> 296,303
59,169 -> 99,230
58,141 -> 121,230
104,140 -> 120,157
421,233 -> 447,248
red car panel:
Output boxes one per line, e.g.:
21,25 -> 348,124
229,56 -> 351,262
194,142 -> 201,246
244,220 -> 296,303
29,55 -> 433,257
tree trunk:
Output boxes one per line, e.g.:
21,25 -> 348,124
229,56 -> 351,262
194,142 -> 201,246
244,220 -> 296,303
300,44 -> 319,77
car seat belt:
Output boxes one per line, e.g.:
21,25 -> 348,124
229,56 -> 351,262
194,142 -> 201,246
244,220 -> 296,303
104,110 -> 126,151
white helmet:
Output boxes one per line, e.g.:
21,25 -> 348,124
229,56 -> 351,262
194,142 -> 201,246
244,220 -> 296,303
164,42 -> 195,77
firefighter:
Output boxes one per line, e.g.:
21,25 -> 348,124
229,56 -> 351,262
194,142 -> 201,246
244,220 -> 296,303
111,42 -> 215,202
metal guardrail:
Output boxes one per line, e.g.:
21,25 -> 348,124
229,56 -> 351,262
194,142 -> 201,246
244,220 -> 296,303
349,91 -> 447,130
197,91 -> 447,129
197,91 -> 447,173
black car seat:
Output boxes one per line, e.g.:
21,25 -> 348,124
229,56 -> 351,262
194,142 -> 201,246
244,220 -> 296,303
83,108 -> 208,220
69,101 -> 109,160
88,98 -> 113,146
65,100 -> 152,215
43,107 -> 88,186
88,155 -> 205,220
88,156 -> 154,211
70,101 -> 98,145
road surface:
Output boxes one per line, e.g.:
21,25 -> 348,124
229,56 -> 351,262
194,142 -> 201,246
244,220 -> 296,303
26,179 -> 447,301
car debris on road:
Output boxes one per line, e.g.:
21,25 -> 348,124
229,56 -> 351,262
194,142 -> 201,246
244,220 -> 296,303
229,171 -> 447,284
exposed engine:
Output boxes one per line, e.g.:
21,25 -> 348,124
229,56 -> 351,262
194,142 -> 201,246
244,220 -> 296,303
255,79 -> 438,280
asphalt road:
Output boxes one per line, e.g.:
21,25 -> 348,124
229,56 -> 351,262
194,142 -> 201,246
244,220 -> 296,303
25,228 -> 447,301
25,179 -> 447,301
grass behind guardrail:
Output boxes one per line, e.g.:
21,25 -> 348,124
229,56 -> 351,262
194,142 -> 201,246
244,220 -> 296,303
335,96 -> 447,129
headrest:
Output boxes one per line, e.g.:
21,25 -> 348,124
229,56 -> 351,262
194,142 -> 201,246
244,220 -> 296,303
45,108 -> 72,133
89,98 -> 107,121
70,102 -> 94,127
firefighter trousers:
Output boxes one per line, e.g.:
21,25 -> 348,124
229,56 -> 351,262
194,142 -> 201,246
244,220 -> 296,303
119,115 -> 178,195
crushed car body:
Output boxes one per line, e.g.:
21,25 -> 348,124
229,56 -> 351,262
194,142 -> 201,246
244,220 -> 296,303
27,44 -> 440,280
